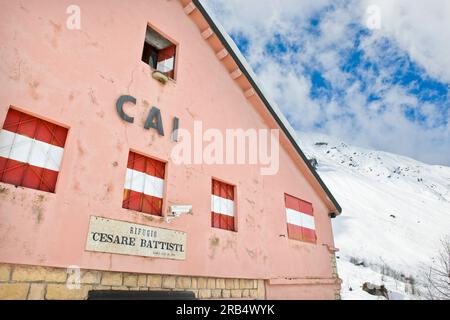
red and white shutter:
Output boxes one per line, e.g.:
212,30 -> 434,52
285,194 -> 317,242
0,108 -> 68,193
157,45 -> 175,79
122,151 -> 165,216
211,179 -> 235,231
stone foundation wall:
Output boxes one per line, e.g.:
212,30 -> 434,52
329,252 -> 342,300
0,263 -> 266,300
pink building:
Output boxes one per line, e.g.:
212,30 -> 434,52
0,0 -> 342,300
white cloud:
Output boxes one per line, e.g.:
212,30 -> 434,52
360,0 -> 450,83
202,0 -> 450,165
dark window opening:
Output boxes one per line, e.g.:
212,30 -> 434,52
88,290 -> 196,300
141,25 -> 176,80
142,43 -> 159,70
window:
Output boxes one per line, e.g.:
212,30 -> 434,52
122,151 -> 165,216
141,25 -> 176,80
211,179 -> 235,231
285,194 -> 317,243
0,108 -> 68,193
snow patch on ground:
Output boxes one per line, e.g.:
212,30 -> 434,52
337,259 -> 418,300
297,132 -> 450,300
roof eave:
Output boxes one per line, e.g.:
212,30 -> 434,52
192,0 -> 342,214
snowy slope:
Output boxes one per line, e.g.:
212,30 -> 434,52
297,132 -> 450,300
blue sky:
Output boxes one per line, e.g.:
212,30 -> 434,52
203,0 -> 450,166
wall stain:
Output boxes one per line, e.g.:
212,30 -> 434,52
32,205 -> 42,223
222,239 -> 236,253
245,198 -> 256,206
246,248 -> 257,259
185,108 -> 196,119
28,80 -> 40,100
0,185 -> 9,196
208,236 -> 220,259
245,215 -> 256,226
116,142 -> 123,152
88,88 -> 99,105
31,194 -> 46,224
80,30 -> 99,48
47,20 -> 62,49
99,74 -> 115,83
210,236 -> 220,247
9,54 -> 22,81
37,255 -> 47,264
77,140 -> 85,156
141,214 -> 155,223
20,3 -> 30,13
73,181 -> 81,192
49,20 -> 62,34
105,183 -> 114,196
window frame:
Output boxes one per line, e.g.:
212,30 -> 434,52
141,23 -> 179,81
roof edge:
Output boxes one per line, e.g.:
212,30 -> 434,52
192,0 -> 342,214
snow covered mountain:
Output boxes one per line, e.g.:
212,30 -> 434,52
297,132 -> 450,300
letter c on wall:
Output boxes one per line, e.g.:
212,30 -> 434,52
116,95 -> 136,123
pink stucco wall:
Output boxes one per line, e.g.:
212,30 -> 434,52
0,0 -> 339,299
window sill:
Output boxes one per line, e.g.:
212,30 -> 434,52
140,61 -> 177,84
211,227 -> 238,234
123,208 -> 165,222
152,70 -> 170,84
287,237 -> 318,246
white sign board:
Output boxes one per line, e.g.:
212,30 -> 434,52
85,216 -> 186,260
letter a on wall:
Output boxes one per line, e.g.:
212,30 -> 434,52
145,107 -> 164,136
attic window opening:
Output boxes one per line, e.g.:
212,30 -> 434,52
141,25 -> 176,80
